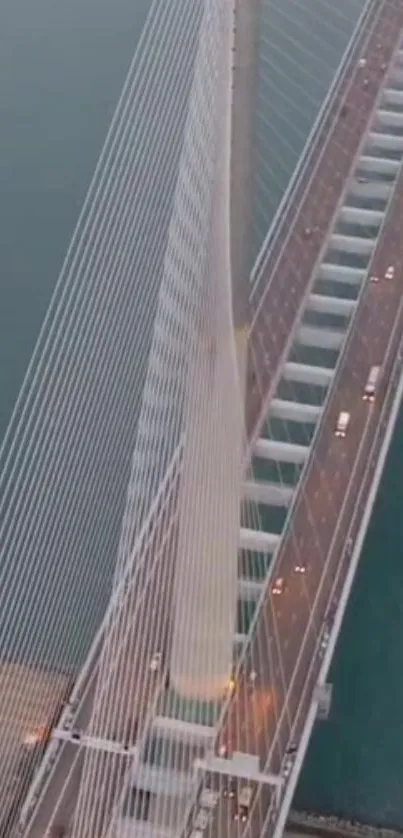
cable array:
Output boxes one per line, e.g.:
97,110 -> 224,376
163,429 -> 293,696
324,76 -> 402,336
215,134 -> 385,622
66,0 -> 241,835
252,0 -> 366,258
0,0 -> 209,826
1,0 -> 401,835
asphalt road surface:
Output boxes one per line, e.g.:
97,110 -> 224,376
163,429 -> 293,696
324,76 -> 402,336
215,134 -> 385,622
246,0 -> 402,439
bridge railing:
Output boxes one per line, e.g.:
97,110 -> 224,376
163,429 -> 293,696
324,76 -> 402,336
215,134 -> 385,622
250,0 -> 379,295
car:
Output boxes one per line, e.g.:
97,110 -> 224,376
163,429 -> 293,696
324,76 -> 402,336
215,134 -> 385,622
363,365 -> 380,402
235,786 -> 253,822
228,674 -> 236,694
200,789 -> 219,810
294,562 -> 306,574
282,754 -> 294,778
272,577 -> 285,595
320,626 -> 330,651
335,411 -> 350,438
385,265 -> 395,280
150,651 -> 162,672
370,274 -> 379,283
223,779 -> 236,798
358,57 -> 367,68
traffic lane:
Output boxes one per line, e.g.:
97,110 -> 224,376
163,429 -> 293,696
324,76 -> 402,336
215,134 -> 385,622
250,36 -> 398,331
252,0 -> 402,307
252,276 -> 401,769
217,780 -> 273,838
67,537 -> 177,830
264,184 -> 403,787
221,25 -> 403,836
251,74 -> 380,326
193,218 -> 403,838
220,293 -> 403,838
255,271 -> 403,780
250,0 -> 391,314
234,211 -> 403,766
221,417 -> 358,764
255,393 -> 372,768
226,346 -> 373,754
246,103 -> 384,434
86,513 -> 177,742
67,749 -> 128,838
24,672 -> 99,835
227,307 -> 378,752
247,16 -> 403,435
61,519 -> 178,834
328,354 -> 403,625
223,276 -> 398,762
288,309 -> 403,781
26,743 -> 83,838
26,483 -> 179,833
28,514 -> 178,832
75,673 -> 98,731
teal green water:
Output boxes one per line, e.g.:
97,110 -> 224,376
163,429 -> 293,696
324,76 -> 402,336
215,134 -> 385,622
295,410 -> 403,829
0,0 -> 402,829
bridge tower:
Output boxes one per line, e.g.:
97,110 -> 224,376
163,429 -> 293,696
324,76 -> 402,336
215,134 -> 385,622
168,0 -> 243,704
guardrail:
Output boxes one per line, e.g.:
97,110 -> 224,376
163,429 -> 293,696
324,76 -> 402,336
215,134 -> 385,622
288,810 -> 403,838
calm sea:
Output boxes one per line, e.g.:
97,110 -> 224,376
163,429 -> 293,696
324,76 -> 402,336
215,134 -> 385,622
0,0 -> 402,829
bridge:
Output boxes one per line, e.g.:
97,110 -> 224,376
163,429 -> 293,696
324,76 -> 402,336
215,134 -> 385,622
1,0 -> 403,836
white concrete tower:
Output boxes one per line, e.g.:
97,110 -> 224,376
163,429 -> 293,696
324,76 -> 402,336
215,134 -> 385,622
169,0 -> 247,703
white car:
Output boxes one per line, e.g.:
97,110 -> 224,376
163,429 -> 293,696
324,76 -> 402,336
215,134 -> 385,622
150,652 -> 162,672
385,265 -> 395,280
294,562 -> 306,574
272,577 -> 285,595
282,754 -> 294,778
320,627 -> 330,652
335,410 -> 350,438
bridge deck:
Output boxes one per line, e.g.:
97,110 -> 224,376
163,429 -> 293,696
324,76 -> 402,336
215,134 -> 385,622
21,1 -> 403,836
192,23 -> 403,838
181,2 -> 403,838
246,0 -> 400,440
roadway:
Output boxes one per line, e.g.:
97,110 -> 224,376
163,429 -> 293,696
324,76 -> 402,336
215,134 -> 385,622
184,19 -> 403,838
250,0 -> 385,290
246,0 -> 402,439
22,484 -> 179,837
